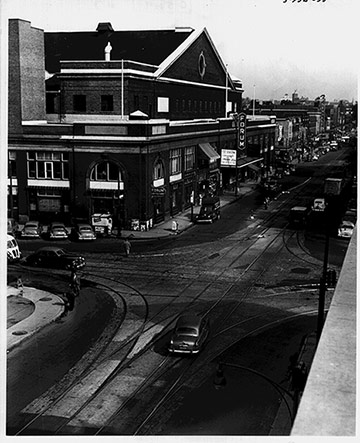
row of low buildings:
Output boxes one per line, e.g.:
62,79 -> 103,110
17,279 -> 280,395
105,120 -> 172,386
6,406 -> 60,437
7,18 -> 353,231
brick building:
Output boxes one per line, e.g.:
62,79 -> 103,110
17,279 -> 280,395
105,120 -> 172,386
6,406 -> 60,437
8,19 -> 275,230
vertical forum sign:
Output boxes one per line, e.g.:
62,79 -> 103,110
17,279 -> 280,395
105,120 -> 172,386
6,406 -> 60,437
238,112 -> 247,150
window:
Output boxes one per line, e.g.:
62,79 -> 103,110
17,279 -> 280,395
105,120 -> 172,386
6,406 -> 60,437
101,95 -> 114,112
90,161 -> 121,182
157,97 -> 169,113
153,161 -> 164,180
8,151 -> 17,178
184,146 -> 195,171
27,152 -> 69,180
170,149 -> 181,175
73,95 -> 86,112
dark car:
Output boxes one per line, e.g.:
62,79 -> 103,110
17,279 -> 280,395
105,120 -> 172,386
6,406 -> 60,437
25,246 -> 86,270
71,223 -> 96,241
20,220 -> 43,239
47,222 -> 69,240
168,313 -> 209,355
197,196 -> 220,224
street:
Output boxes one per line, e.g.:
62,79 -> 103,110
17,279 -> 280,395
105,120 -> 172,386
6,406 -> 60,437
7,148 -> 353,435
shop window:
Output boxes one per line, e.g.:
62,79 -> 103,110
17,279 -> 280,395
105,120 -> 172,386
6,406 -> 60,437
27,151 -> 69,180
73,94 -> 86,112
101,95 -> 114,111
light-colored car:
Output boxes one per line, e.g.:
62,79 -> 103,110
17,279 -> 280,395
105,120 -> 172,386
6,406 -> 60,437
168,313 -> 209,355
21,221 -> 43,239
312,198 -> 326,212
47,222 -> 69,240
338,220 -> 354,238
71,223 -> 96,241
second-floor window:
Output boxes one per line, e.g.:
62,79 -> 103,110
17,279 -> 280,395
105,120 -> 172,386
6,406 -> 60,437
184,146 -> 195,171
153,161 -> 164,180
27,152 -> 69,180
101,95 -> 114,111
73,95 -> 86,112
170,149 -> 181,175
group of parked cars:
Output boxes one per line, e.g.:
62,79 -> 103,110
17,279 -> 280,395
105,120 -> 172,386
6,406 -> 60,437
16,221 -> 97,241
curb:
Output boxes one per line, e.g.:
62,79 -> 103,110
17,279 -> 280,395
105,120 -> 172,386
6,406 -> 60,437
7,287 -> 65,353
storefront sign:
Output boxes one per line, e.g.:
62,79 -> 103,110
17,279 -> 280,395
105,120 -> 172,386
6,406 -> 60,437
221,149 -> 237,167
151,186 -> 166,197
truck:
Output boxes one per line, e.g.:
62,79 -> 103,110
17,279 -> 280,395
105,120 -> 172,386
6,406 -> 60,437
324,178 -> 343,196
91,213 -> 113,236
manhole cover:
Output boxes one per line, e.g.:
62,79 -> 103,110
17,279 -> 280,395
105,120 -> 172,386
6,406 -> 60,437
12,330 -> 28,336
39,297 -> 52,301
291,268 -> 311,274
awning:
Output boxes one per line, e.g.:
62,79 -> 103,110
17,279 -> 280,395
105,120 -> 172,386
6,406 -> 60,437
237,157 -> 263,168
248,163 -> 260,172
199,143 -> 220,162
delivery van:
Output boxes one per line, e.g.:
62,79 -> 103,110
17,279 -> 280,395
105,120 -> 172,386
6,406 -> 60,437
7,234 -> 21,263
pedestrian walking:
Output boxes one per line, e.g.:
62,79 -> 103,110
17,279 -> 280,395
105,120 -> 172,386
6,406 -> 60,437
123,238 -> 131,257
70,267 -> 81,297
16,276 -> 24,295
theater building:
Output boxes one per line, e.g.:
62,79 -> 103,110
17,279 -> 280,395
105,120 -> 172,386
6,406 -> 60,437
8,19 -> 274,230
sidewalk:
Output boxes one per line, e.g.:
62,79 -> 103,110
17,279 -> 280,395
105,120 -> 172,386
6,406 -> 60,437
7,285 -> 65,352
119,182 -> 258,240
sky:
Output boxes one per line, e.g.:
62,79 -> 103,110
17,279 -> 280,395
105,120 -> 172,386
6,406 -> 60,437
1,0 -> 359,100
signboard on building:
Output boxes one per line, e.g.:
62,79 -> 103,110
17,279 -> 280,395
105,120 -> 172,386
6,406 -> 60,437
238,112 -> 247,150
151,186 -> 166,197
221,149 -> 237,167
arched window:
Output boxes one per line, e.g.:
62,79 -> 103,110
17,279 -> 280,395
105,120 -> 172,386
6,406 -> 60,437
90,161 -> 122,182
153,160 -> 164,181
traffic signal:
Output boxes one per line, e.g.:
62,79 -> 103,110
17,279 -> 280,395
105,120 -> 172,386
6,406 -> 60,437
325,269 -> 337,288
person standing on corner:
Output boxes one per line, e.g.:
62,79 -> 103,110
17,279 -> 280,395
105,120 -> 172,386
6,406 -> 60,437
123,238 -> 131,257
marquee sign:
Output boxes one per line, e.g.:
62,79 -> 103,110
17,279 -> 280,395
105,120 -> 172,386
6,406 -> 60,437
238,112 -> 247,150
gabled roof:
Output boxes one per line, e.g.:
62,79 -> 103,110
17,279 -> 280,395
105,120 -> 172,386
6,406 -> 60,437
44,26 -> 194,73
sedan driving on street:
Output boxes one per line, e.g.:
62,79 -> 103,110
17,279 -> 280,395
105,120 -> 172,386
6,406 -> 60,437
25,246 -> 86,269
168,313 -> 209,355
47,222 -> 69,240
20,221 -> 43,239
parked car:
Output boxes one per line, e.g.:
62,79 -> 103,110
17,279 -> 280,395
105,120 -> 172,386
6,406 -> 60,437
47,222 -> 69,240
168,313 -> 209,355
25,246 -> 86,269
71,223 -> 96,241
338,220 -> 355,239
20,220 -> 43,239
7,218 -> 19,236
